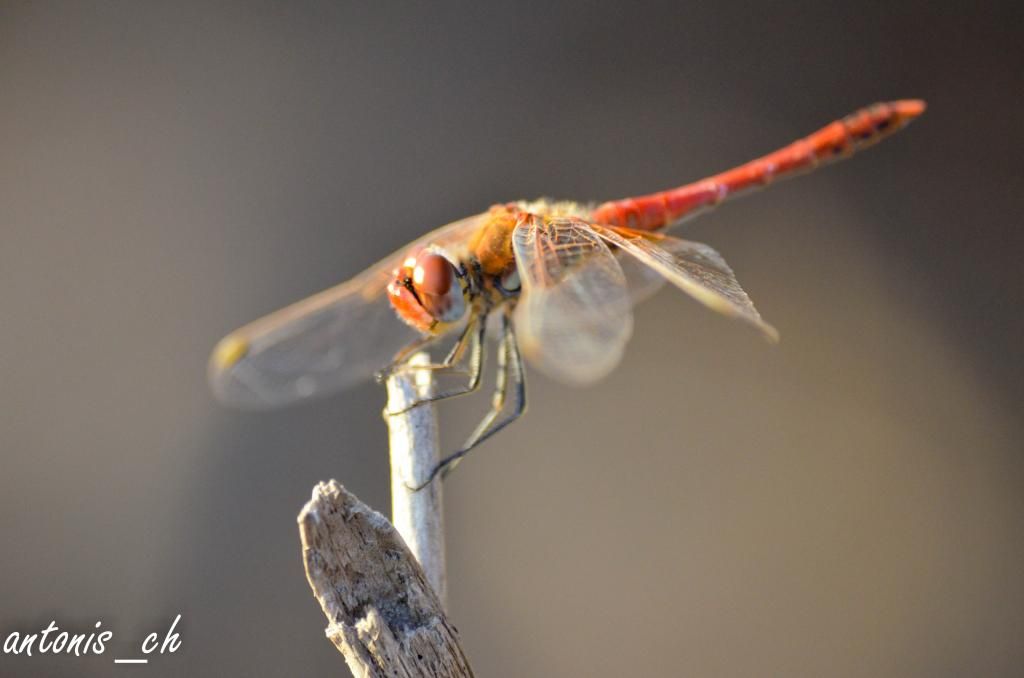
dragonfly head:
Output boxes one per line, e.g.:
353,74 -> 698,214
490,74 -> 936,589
387,246 -> 469,334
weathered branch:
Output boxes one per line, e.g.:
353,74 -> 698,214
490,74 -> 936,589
385,352 -> 447,605
298,481 -> 473,677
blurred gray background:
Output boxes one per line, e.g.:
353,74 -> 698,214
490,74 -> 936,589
2,1 -> 1022,676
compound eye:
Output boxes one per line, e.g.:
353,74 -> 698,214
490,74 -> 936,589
412,251 -> 466,323
413,252 -> 455,297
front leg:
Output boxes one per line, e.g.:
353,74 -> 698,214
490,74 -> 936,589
409,310 -> 527,490
382,313 -> 487,416
375,316 -> 475,383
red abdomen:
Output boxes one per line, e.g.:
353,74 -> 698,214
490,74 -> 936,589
590,100 -> 925,231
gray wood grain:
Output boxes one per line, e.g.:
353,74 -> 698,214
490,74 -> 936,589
298,481 -> 473,678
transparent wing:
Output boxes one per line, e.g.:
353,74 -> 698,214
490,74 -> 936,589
511,215 -> 633,385
209,212 -> 488,408
591,224 -> 778,341
618,248 -> 667,305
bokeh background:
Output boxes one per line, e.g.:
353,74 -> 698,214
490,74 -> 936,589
2,2 -> 1022,676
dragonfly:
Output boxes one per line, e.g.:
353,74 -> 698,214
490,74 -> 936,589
210,100 -> 925,485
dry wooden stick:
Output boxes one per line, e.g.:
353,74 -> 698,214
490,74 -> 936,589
298,354 -> 466,674
298,481 -> 473,677
385,352 -> 447,605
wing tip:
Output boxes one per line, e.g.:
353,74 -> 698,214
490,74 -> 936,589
207,336 -> 275,410
211,334 -> 250,372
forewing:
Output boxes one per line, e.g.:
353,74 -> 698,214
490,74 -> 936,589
618,248 -> 667,305
511,216 -> 633,385
209,212 -> 487,408
591,224 -> 779,341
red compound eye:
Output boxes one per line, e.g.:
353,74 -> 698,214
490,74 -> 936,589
413,252 -> 454,297
387,249 -> 466,332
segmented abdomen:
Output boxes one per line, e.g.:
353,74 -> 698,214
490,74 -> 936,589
590,100 -> 925,231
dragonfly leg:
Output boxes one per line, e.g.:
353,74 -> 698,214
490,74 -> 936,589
375,317 -> 474,383
382,314 -> 487,416
409,311 -> 526,491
